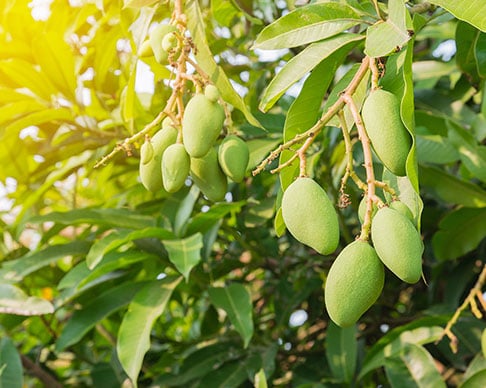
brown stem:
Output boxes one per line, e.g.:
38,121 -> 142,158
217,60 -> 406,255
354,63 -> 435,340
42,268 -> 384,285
370,57 -> 380,90
21,355 -> 63,388
252,56 -> 371,176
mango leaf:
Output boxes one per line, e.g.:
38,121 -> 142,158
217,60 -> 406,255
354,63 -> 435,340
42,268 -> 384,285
5,108 -> 74,135
123,0 -> 158,8
456,21 -> 482,82
173,185 -> 200,237
420,165 -> 486,207
253,2 -> 360,50
87,227 -> 173,269
384,343 -> 446,388
460,370 -> 486,388
117,276 -> 182,386
359,320 -> 445,378
186,201 -> 245,236
56,281 -> 147,351
325,321 -> 357,383
0,337 -> 22,388
415,133 -> 460,164
0,241 -> 90,283
247,138 -> 282,171
209,284 -> 254,348
0,284 -> 54,316
163,233 -> 203,280
432,207 -> 486,260
476,33 -> 486,78
198,359 -> 253,388
428,0 -> 486,32
254,368 -> 268,388
185,0 -> 261,128
259,34 -> 363,111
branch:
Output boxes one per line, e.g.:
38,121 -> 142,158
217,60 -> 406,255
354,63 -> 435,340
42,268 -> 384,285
21,355 -> 63,388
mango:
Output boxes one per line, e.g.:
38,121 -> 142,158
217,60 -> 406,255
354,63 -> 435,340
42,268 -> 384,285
140,139 -> 154,165
325,240 -> 384,327
361,89 -> 411,176
182,93 -> 225,158
358,195 -> 378,224
371,207 -> 423,284
389,200 -> 414,222
162,143 -> 190,193
162,116 -> 176,130
190,147 -> 228,202
139,40 -> 153,57
204,84 -> 220,103
217,135 -> 249,182
139,126 -> 178,192
161,31 -> 178,52
281,177 -> 339,255
149,23 -> 177,65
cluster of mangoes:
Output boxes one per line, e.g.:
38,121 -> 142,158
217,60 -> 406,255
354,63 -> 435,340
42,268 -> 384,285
139,85 -> 250,201
280,86 -> 422,327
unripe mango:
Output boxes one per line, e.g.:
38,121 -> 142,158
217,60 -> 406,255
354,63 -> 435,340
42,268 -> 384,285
389,200 -> 413,222
361,89 -> 411,176
190,147 -> 228,202
217,135 -> 249,182
162,143 -> 190,193
149,23 -> 177,64
161,31 -> 178,52
182,93 -> 225,158
358,195 -> 378,224
139,40 -> 153,57
325,240 -> 384,327
139,126 -> 178,192
204,84 -> 220,103
281,177 -> 339,255
140,139 -> 154,165
371,207 -> 423,284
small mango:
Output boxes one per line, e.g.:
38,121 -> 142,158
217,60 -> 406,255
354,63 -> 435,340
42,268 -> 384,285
190,147 -> 228,202
361,89 -> 411,176
325,240 -> 384,327
139,126 -> 178,192
281,177 -> 339,255
149,23 -> 177,65
358,195 -> 378,224
217,135 -> 249,182
162,143 -> 190,193
389,200 -> 414,222
371,207 -> 423,284
204,84 -> 220,103
182,93 -> 225,158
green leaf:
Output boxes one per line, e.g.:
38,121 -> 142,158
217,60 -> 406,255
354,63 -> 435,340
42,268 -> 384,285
0,337 -> 22,388
359,321 -> 445,378
384,343 -> 446,388
253,3 -> 360,50
273,207 -> 286,237
432,207 -> 486,260
460,370 -> 486,388
56,281 -> 147,351
325,321 -> 357,383
0,284 -> 54,316
186,201 -> 245,236
123,0 -> 158,7
428,0 -> 486,32
416,133 -> 460,164
247,138 -> 283,171
87,227 -> 173,269
173,185 -> 200,237
420,165 -> 486,207
476,33 -> 486,78
209,284 -> 254,348
163,233 -> 203,280
259,34 -> 363,111
185,0 -> 261,128
254,368 -> 268,388
117,277 -> 182,386
0,241 -> 90,283
456,21 -> 481,82
365,20 -> 411,58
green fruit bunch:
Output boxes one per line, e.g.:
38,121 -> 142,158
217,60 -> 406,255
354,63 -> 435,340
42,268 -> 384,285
281,177 -> 339,255
361,89 -> 412,176
325,240 -> 384,327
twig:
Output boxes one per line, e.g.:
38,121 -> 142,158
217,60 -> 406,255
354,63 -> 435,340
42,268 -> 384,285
437,263 -> 486,353
252,56 -> 371,176
21,355 -> 63,388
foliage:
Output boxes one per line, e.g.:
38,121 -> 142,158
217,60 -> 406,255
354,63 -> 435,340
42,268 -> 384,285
0,0 -> 486,386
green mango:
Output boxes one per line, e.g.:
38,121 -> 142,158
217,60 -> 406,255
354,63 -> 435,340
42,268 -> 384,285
389,200 -> 414,222
361,89 -> 411,176
149,23 -> 177,65
162,143 -> 190,193
139,126 -> 178,192
358,195 -> 378,224
204,84 -> 220,103
182,93 -> 225,158
281,177 -> 339,255
217,135 -> 249,182
190,147 -> 228,202
325,240 -> 384,327
139,40 -> 153,57
371,207 -> 423,284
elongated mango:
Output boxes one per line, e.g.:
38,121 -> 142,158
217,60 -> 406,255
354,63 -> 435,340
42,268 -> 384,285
149,23 -> 177,64
361,89 -> 411,176
389,200 -> 414,222
182,93 -> 225,158
325,240 -> 384,327
281,177 -> 339,255
190,147 -> 228,202
162,143 -> 190,193
139,126 -> 178,192
358,195 -> 378,224
217,135 -> 249,182
371,207 -> 423,284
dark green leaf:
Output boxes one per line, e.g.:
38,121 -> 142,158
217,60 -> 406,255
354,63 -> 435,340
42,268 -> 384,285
209,284 -> 254,348
163,233 -> 203,280
460,370 -> 486,388
0,337 -> 22,388
325,321 -> 357,383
